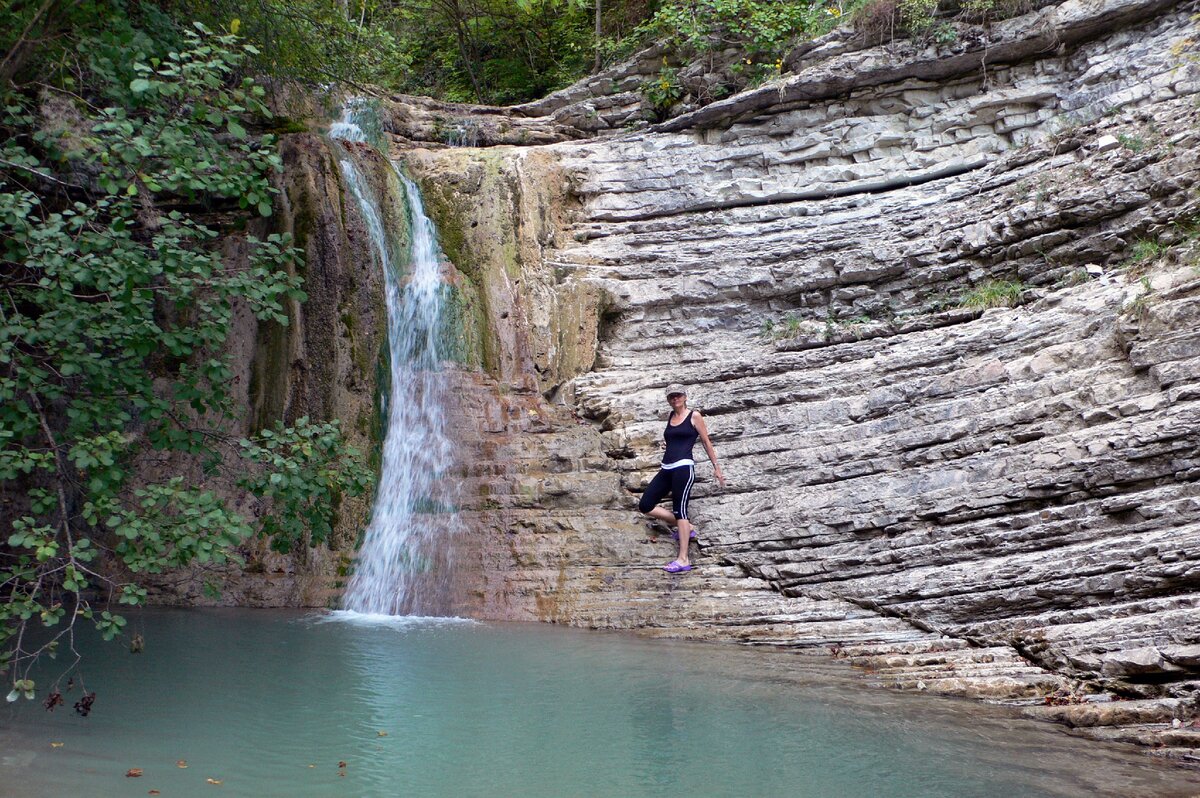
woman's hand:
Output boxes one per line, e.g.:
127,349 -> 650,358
714,468 -> 727,489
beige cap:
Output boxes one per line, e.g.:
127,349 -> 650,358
664,384 -> 687,398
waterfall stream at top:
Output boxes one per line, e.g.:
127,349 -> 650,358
330,102 -> 460,616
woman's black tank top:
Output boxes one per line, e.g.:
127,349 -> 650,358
663,410 -> 699,464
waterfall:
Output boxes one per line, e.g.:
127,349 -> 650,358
331,109 -> 459,616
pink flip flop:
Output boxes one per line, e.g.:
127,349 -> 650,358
663,560 -> 693,573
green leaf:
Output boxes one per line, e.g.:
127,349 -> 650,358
129,78 -> 153,93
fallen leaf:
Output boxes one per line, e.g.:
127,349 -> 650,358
307,764 -> 315,769
337,761 -> 347,768
126,768 -> 144,778
176,760 -> 188,768
149,791 -> 161,796
377,731 -> 388,737
50,742 -> 64,748
206,778 -> 223,785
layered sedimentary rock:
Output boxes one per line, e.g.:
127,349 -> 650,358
384,0 -> 1200,756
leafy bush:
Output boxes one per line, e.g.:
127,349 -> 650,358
642,65 -> 685,119
853,0 -> 944,44
387,0 -> 595,105
173,0 -> 407,89
638,0 -> 817,57
854,0 -> 1032,45
1,22 -> 367,704
240,419 -> 371,554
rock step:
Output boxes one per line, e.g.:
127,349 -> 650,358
1023,698 -> 1193,728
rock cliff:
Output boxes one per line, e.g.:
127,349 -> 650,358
377,0 -> 1200,757
163,0 -> 1200,757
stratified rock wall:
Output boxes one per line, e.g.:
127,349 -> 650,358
395,0 -> 1200,750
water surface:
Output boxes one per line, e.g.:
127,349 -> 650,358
2,609 -> 1197,797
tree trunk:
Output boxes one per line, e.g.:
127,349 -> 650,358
593,0 -> 603,72
0,0 -> 73,86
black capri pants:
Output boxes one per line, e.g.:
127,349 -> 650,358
638,464 -> 695,520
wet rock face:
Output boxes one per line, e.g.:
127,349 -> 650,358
147,134 -> 391,608
395,0 -> 1200,738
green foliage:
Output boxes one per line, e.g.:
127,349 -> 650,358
959,279 -> 1026,309
240,419 -> 372,554
1128,237 -> 1165,264
759,313 -> 806,340
627,1 -> 845,113
642,65 -> 685,119
637,0 -> 822,57
173,0 -> 408,89
958,0 -> 1033,22
1,19 -> 367,701
853,0 -> 943,43
898,0 -> 938,33
1117,132 -> 1147,153
1119,236 -> 1167,277
853,0 -> 1028,44
389,0 -> 595,105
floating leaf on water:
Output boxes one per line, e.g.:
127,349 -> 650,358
126,768 -> 144,778
206,778 -> 223,785
337,761 -> 347,768
149,791 -> 161,795
377,731 -> 388,737
50,742 -> 64,748
307,764 -> 315,769
176,760 -> 188,768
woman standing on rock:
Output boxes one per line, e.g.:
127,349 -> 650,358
638,385 -> 726,573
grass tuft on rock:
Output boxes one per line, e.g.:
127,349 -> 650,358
959,279 -> 1026,309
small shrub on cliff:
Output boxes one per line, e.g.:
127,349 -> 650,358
642,65 -> 686,120
1117,132 -> 1148,153
1119,237 -> 1167,277
1,20 -> 367,708
1128,238 -> 1165,264
853,0 -> 945,44
959,0 -> 1035,23
854,0 -> 1031,45
959,279 -> 1027,309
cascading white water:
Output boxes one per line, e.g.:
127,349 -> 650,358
329,98 -> 373,144
331,108 -> 459,616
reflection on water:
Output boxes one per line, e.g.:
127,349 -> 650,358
2,609 -> 1198,798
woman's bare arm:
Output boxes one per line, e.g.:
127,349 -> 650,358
693,411 -> 726,488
